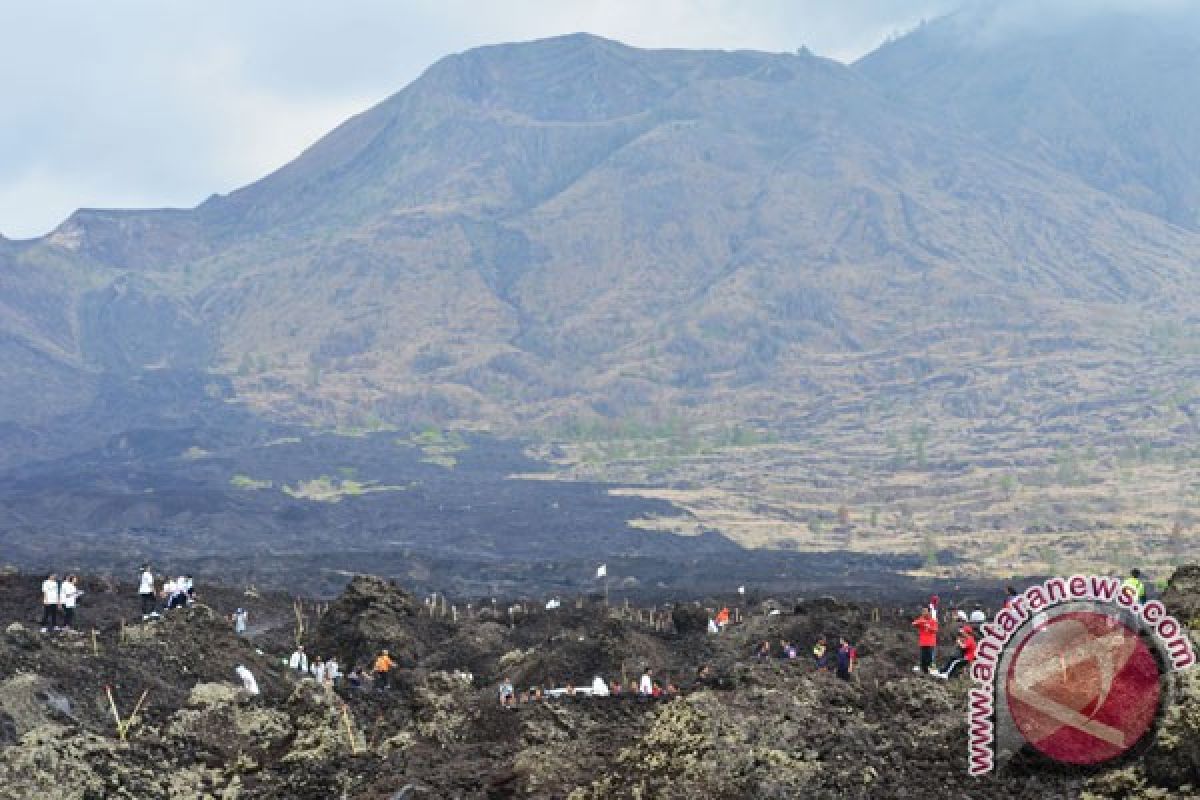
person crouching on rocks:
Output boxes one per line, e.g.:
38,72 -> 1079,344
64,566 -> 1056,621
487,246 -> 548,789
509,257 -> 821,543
289,645 -> 308,673
912,607 -> 939,675
373,649 -> 396,690
936,624 -> 976,680
167,576 -> 188,610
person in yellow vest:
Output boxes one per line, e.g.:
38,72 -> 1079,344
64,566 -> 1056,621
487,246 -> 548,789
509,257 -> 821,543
1123,569 -> 1147,603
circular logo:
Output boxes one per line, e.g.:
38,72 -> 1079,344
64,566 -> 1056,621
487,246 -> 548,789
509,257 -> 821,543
1004,610 -> 1162,766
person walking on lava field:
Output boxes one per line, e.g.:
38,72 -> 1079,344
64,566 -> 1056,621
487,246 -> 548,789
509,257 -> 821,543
936,624 -> 976,680
40,573 -> 61,633
836,637 -> 857,681
813,635 -> 829,670
912,607 -> 939,674
138,564 -> 158,620
374,649 -> 396,690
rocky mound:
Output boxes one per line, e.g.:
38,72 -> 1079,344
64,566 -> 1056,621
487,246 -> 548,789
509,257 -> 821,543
0,568 -> 1195,798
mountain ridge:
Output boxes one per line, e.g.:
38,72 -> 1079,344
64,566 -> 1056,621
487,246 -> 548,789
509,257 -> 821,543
1,23 -> 1198,468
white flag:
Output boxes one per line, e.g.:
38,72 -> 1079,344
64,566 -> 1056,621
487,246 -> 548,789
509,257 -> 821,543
737,586 -> 746,595
596,564 -> 607,578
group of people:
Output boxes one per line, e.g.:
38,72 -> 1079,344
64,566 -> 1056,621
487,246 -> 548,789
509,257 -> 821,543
287,645 -> 344,686
38,573 -> 83,633
910,570 -> 1150,679
498,667 -> 682,707
137,564 -> 195,620
911,592 -> 984,679
755,636 -> 857,680
36,564 -> 200,633
288,645 -> 398,691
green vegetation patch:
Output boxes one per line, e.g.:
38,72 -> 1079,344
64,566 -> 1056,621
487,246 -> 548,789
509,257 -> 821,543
230,474 -> 273,491
399,427 -> 469,469
280,475 -> 403,503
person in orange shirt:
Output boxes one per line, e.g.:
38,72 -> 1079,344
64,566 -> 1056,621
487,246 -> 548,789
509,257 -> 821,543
373,649 -> 396,690
911,607 -> 939,675
714,607 -> 730,628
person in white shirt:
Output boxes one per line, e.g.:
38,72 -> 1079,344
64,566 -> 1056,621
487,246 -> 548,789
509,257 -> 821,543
311,657 -> 326,684
175,576 -> 189,607
289,646 -> 308,673
168,576 -> 188,610
232,608 -> 249,634
183,575 -> 195,604
138,564 -> 158,619
639,668 -> 653,697
40,573 -> 61,633
161,578 -> 177,611
235,665 -> 260,695
60,575 -> 83,631
325,658 -> 340,686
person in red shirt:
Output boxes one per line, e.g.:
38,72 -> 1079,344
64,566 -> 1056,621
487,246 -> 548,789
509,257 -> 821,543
911,607 -> 939,674
936,625 -> 976,680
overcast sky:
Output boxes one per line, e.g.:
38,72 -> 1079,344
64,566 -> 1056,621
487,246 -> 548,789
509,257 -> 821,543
0,1 -> 967,239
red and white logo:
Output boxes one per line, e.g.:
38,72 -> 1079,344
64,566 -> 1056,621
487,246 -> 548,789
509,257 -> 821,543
1005,611 -> 1161,766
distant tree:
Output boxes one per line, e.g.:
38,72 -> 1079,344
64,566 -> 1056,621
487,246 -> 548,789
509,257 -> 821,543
921,533 -> 939,569
1054,447 -> 1084,486
910,425 -> 930,468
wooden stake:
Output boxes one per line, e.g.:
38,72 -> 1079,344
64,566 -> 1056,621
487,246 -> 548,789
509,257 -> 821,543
340,703 -> 360,754
124,690 -> 149,739
367,712 -> 385,750
90,628 -> 99,656
105,686 -> 124,740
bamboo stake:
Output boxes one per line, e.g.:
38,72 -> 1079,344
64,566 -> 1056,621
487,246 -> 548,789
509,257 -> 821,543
367,712 -> 385,751
105,686 -> 124,740
124,690 -> 149,738
340,703 -> 360,754
90,628 -> 99,656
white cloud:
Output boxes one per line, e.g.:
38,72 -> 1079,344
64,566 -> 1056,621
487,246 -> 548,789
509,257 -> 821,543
0,0 -> 976,238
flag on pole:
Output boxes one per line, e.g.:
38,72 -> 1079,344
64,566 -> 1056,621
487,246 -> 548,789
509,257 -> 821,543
737,586 -> 746,595
596,564 -> 607,578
